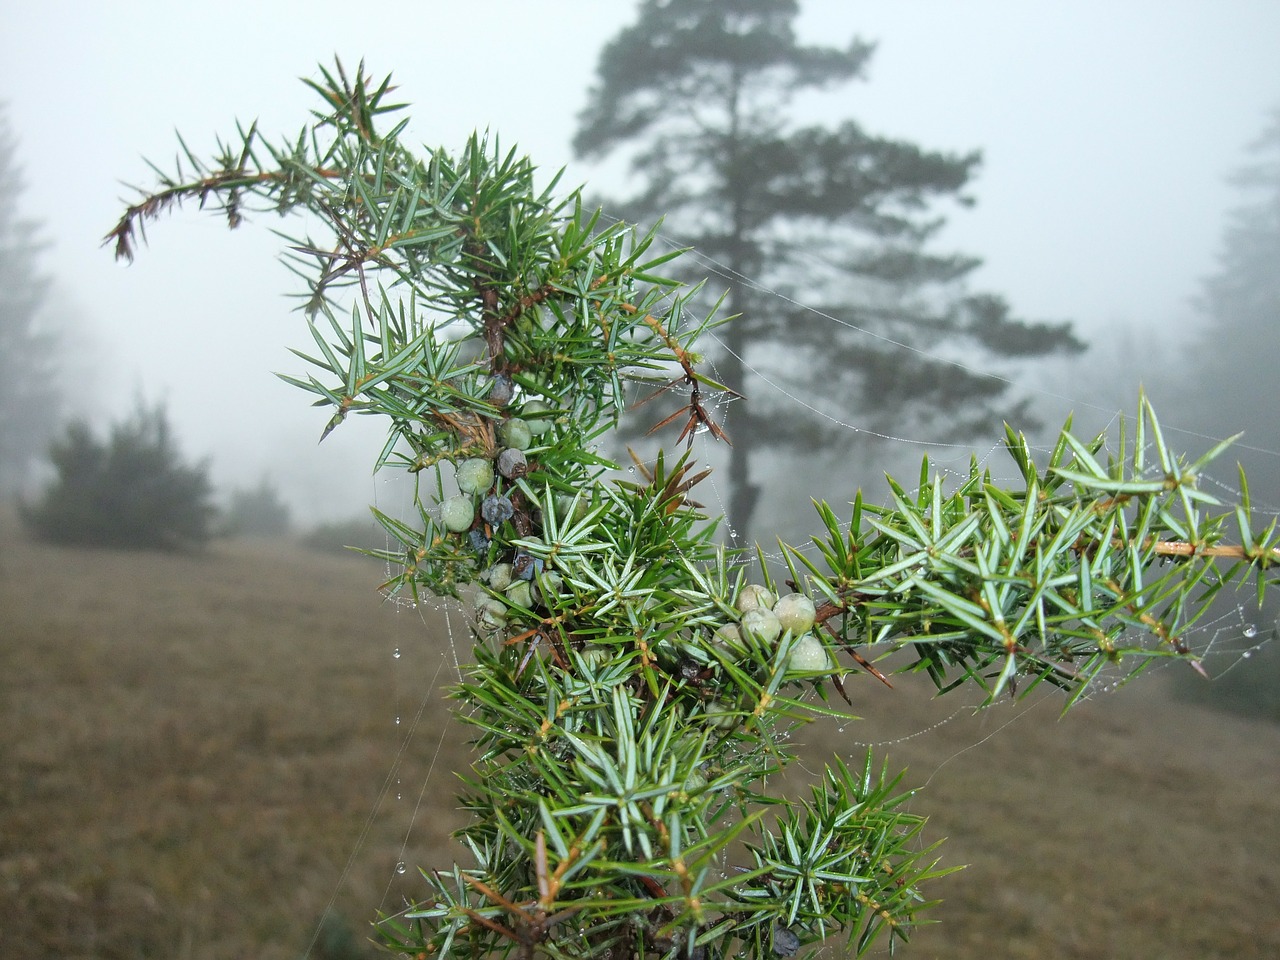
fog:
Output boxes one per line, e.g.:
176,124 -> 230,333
5,7 -> 1280,956
2,0 -> 1279,524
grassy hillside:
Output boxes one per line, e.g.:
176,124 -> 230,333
2,511 -> 1278,959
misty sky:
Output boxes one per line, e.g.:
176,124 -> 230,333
2,0 -> 1279,522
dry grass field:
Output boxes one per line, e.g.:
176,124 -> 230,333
3,508 -> 1279,959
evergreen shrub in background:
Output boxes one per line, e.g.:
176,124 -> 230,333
22,399 -> 215,550
221,476 -> 292,539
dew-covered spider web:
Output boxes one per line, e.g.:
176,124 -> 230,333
303,217 -> 1280,959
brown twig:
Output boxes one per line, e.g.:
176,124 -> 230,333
104,166 -> 343,261
460,835 -> 582,960
617,302 -> 740,447
1137,538 -> 1279,562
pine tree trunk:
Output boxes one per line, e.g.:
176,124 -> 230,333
721,70 -> 760,544
722,277 -> 759,544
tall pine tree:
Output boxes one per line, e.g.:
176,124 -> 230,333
0,107 -> 60,496
574,0 -> 1082,539
1165,104 -> 1280,723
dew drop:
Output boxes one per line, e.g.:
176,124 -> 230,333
1243,624 -> 1258,638
393,647 -> 402,659
394,715 -> 402,725
396,861 -> 407,875
1242,650 -> 1253,659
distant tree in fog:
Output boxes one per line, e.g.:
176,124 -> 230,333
0,107 -> 61,495
573,0 -> 1083,540
1184,105 -> 1280,500
22,399 -> 215,550
1160,105 -> 1280,727
221,476 -> 292,539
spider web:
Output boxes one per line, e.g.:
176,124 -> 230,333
302,222 -> 1280,958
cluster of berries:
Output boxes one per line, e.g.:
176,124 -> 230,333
712,583 -> 832,673
698,584 -> 835,729
437,396 -> 557,539
432,388 -> 566,630
473,542 -> 563,632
